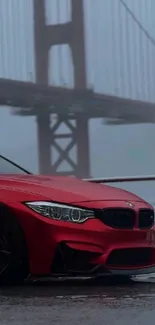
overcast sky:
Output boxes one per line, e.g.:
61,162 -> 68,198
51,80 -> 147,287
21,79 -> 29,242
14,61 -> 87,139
0,0 -> 155,201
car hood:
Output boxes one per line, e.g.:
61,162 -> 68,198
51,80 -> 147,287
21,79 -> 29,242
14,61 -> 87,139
0,174 -> 146,204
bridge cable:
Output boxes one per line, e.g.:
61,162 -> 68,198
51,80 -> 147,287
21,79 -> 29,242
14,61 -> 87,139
119,0 -> 155,47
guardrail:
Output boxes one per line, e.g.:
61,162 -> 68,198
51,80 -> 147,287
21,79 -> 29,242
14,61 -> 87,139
83,175 -> 155,183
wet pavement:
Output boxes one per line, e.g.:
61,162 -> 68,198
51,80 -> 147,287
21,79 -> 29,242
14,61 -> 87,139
0,277 -> 155,325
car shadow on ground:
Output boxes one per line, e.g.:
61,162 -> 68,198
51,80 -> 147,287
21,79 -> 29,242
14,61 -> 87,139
0,276 -> 154,300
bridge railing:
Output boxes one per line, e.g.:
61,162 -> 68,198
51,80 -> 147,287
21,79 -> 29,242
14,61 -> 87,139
84,175 -> 155,184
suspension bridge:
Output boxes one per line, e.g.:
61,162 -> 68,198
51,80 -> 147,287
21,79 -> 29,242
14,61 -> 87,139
0,0 -> 155,177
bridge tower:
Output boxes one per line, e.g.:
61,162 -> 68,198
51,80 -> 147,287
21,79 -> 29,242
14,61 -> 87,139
34,0 -> 90,177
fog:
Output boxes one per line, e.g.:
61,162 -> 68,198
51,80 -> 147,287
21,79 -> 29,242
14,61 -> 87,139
0,0 -> 155,202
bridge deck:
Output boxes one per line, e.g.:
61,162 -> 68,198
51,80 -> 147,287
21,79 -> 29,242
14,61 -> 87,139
0,78 -> 155,123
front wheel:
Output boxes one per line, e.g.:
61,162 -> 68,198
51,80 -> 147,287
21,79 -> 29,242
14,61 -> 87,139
0,204 -> 29,285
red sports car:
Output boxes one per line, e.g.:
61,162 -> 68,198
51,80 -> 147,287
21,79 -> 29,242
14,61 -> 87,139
0,154 -> 155,284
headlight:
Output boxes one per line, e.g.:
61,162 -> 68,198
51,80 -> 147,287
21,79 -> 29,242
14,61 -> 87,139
25,201 -> 94,223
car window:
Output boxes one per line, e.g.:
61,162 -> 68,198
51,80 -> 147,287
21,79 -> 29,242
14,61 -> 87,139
0,155 -> 30,174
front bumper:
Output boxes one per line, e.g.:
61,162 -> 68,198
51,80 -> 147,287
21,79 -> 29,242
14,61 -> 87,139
50,240 -> 155,277
14,200 -> 155,276
27,217 -> 155,275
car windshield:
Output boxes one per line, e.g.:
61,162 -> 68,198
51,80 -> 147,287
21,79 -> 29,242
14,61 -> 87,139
0,155 -> 30,175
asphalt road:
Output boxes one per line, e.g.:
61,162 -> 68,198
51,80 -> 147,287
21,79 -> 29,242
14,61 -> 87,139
1,276 -> 155,325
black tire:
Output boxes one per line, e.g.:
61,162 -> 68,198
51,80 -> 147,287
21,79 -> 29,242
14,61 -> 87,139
0,203 -> 29,285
